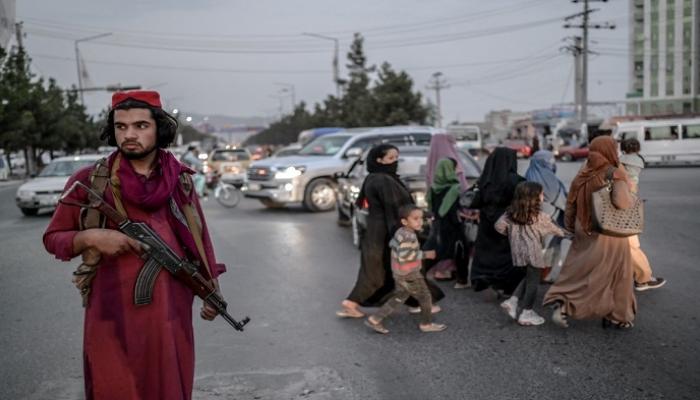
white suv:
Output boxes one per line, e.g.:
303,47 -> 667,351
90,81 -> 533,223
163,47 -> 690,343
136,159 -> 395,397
244,126 -> 440,212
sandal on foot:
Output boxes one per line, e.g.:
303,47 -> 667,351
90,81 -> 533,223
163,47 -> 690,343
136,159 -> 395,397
602,318 -> 634,330
336,307 -> 365,319
419,323 -> 447,332
551,305 -> 569,328
364,317 -> 389,334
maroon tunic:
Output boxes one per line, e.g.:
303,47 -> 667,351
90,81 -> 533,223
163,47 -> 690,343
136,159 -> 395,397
43,157 -> 225,400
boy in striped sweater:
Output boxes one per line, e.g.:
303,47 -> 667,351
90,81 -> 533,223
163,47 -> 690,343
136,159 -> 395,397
365,205 -> 447,334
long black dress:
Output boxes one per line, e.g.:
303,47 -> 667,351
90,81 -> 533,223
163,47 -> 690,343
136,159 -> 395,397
470,148 -> 526,294
425,189 -> 471,284
347,173 -> 444,307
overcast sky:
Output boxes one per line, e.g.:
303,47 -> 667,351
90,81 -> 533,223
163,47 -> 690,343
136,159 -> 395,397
16,0 -> 629,123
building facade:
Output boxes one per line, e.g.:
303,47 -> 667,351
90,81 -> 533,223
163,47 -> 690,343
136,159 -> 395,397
626,0 -> 700,115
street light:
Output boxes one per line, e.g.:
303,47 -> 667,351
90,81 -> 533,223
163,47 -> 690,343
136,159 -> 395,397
75,32 -> 112,105
302,32 -> 340,97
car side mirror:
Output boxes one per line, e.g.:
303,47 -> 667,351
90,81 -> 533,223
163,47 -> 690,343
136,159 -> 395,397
344,147 -> 363,159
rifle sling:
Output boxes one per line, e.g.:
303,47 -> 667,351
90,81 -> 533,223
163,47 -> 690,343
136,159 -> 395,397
74,158 -> 110,307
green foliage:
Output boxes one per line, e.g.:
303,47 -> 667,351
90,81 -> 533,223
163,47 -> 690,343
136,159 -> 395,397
247,33 -> 431,145
0,45 -> 101,173
247,102 -> 318,145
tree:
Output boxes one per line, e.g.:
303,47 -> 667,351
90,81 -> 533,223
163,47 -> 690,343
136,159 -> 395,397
341,33 -> 375,127
245,102 -> 317,145
0,45 -> 40,174
1,45 -> 102,175
370,62 -> 429,126
245,33 -> 432,145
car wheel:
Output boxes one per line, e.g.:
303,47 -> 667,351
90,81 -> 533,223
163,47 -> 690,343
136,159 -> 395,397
20,207 -> 39,216
260,199 -> 285,209
561,153 -> 573,162
303,178 -> 336,212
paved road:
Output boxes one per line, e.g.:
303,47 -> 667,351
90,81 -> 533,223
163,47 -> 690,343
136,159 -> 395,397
0,162 -> 699,400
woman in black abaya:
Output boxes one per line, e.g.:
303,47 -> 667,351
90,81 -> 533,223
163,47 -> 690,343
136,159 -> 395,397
470,147 -> 526,295
337,144 -> 444,318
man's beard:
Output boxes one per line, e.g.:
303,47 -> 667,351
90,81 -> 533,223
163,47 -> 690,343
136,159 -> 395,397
119,142 -> 157,160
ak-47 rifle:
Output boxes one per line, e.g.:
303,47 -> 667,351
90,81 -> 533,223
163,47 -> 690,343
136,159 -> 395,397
60,180 -> 250,332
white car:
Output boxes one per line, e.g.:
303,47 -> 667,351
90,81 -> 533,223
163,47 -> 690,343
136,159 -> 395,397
15,154 -> 103,216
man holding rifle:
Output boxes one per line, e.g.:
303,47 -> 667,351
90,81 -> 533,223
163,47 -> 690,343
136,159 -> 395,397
43,90 -> 230,400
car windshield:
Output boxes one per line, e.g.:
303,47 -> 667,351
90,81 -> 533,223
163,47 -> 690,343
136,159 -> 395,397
39,159 -> 96,177
298,135 -> 351,156
211,150 -> 250,161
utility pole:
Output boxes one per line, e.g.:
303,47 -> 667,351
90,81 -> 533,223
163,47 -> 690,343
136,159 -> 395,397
14,21 -> 23,48
561,36 -> 583,119
426,72 -> 449,128
74,32 -> 112,105
302,32 -> 340,97
564,0 -> 615,126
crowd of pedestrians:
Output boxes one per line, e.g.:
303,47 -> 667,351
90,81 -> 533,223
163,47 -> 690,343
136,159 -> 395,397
337,132 -> 664,334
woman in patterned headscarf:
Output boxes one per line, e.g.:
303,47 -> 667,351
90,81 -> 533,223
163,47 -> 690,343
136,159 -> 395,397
543,136 -> 637,329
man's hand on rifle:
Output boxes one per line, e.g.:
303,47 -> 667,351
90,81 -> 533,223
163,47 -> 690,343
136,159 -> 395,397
74,229 -> 143,258
200,278 -> 220,321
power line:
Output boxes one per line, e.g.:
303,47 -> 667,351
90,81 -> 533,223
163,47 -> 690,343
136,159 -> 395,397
23,14 -> 568,55
18,0 -> 553,42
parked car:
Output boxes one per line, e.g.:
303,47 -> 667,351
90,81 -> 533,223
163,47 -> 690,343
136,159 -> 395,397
244,126 -> 439,212
502,139 -> 532,158
205,148 -> 252,187
556,142 -> 589,161
336,145 -> 482,248
272,144 -> 303,158
15,154 -> 103,216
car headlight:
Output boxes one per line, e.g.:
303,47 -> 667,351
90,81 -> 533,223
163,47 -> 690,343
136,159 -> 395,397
274,166 -> 305,179
348,185 -> 360,202
17,190 -> 34,199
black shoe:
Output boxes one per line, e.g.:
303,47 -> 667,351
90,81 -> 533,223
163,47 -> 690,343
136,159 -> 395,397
635,277 -> 666,292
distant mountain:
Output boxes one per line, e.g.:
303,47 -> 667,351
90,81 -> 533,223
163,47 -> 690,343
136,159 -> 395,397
186,113 -> 274,131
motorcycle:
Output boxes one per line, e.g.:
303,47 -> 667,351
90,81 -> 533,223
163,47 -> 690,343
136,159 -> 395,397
206,170 -> 241,208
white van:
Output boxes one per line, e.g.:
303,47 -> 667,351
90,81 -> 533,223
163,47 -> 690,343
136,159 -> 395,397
447,124 -> 482,156
614,118 -> 700,166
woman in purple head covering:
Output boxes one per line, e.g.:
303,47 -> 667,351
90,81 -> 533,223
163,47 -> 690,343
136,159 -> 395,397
425,134 -> 470,280
426,133 -> 469,191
